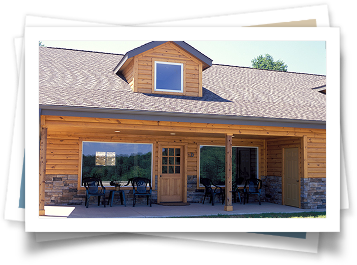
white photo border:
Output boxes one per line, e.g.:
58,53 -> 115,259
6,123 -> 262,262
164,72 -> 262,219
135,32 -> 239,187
25,26 -> 340,232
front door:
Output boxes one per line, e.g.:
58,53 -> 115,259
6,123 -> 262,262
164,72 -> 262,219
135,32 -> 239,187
159,146 -> 183,202
283,148 -> 300,207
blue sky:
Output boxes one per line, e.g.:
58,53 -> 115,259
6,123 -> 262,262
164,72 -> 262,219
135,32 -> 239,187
42,40 -> 326,75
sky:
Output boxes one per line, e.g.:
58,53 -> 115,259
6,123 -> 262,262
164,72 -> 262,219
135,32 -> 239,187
42,40 -> 326,75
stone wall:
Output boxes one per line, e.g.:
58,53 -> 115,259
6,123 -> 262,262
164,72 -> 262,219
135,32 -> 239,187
44,174 -> 325,209
300,177 -> 326,209
45,174 -> 85,205
260,176 -> 282,204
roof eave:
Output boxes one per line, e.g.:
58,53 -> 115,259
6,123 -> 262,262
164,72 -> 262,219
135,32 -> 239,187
114,41 -> 213,74
39,105 -> 326,130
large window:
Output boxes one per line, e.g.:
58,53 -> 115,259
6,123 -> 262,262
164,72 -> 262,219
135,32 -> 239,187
81,142 -> 152,186
199,145 -> 258,186
154,61 -> 183,93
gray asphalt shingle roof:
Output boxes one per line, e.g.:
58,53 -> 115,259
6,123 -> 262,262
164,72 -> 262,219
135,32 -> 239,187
39,47 -> 326,122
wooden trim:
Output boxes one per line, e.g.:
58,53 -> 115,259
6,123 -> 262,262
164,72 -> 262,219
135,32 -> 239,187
183,143 -> 188,203
282,147 -> 285,205
77,138 -> 83,190
303,135 -> 308,179
157,143 -> 162,203
196,142 -> 200,190
198,63 -> 203,97
133,57 -> 139,92
225,134 -> 233,211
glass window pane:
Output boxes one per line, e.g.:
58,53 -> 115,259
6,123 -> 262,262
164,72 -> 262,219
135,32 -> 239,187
95,152 -> 106,166
169,148 -> 174,156
162,148 -> 168,156
175,157 -> 180,165
162,166 -> 167,174
82,142 -> 152,186
162,157 -> 168,165
199,145 -> 258,187
175,166 -> 180,174
175,148 -> 180,156
169,166 -> 174,174
106,152 -> 116,166
155,62 -> 182,92
169,157 -> 174,165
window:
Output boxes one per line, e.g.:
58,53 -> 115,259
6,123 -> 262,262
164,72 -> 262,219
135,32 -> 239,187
95,151 -> 115,166
154,61 -> 183,93
82,142 -> 152,186
199,145 -> 258,186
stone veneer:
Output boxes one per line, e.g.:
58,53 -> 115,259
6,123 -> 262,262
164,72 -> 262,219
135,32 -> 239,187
44,174 -> 325,209
260,176 -> 283,205
300,177 -> 326,209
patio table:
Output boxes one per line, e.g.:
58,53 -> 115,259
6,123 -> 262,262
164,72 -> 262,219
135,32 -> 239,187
108,190 -> 126,207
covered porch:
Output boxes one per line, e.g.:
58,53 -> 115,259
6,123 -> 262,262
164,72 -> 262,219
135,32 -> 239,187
39,114 -> 326,215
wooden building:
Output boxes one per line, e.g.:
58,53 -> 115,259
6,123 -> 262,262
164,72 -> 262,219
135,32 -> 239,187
39,41 -> 326,215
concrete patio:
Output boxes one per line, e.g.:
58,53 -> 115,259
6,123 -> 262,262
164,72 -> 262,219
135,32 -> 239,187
42,202 -> 326,218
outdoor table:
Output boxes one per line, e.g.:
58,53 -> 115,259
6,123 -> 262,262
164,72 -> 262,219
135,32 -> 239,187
215,185 -> 225,204
108,189 -> 126,207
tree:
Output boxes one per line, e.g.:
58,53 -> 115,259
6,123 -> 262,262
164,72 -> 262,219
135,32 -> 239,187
251,54 -> 288,72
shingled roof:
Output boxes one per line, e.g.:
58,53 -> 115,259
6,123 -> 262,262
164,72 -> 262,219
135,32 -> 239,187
39,47 -> 326,122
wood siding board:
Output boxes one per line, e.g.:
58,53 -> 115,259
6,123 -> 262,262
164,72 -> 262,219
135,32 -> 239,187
43,116 -> 325,198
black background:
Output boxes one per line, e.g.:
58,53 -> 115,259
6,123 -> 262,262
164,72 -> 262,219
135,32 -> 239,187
0,1 -> 350,258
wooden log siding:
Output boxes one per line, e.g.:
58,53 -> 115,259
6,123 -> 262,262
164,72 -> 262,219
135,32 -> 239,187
42,115 -> 326,192
122,42 -> 203,97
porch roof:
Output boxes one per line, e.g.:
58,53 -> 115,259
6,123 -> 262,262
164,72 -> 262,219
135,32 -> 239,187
39,47 -> 326,125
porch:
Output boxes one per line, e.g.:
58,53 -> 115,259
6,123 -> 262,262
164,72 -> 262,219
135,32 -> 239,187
39,115 -> 326,215
42,202 -> 326,218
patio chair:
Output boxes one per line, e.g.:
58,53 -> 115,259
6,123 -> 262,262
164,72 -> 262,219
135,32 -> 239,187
232,177 -> 244,204
200,178 -> 224,206
132,177 -> 152,207
243,178 -> 262,205
82,177 -> 106,208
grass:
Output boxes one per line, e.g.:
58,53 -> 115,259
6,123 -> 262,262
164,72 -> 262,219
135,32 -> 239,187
174,211 -> 326,218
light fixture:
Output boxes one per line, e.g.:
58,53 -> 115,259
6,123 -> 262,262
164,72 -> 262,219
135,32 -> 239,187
115,131 -> 120,133
170,133 -> 176,135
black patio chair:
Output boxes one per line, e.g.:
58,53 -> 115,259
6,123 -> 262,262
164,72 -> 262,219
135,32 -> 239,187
200,178 -> 224,206
132,177 -> 152,207
243,178 -> 262,205
232,177 -> 244,204
82,177 -> 106,208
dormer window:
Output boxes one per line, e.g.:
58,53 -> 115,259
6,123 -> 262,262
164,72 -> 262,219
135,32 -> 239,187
115,41 -> 213,97
154,61 -> 183,93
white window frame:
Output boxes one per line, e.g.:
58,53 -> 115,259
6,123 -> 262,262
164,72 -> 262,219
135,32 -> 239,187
154,61 -> 184,93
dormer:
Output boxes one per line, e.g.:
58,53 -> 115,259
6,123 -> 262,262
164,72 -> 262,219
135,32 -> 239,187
114,41 -> 212,97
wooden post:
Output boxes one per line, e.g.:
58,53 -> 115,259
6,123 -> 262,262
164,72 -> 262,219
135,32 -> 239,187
39,126 -> 47,216
225,134 -> 233,211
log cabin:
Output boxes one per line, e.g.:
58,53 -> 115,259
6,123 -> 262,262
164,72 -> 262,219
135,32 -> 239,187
38,41 -> 326,215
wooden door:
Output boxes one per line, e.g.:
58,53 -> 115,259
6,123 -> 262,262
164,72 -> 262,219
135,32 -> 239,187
284,148 -> 300,207
159,147 -> 183,202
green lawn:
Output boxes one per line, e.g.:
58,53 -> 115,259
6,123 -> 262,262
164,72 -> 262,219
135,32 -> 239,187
174,211 -> 326,218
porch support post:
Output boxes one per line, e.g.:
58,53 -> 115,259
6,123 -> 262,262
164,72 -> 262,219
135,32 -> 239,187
39,126 -> 47,216
224,133 -> 233,211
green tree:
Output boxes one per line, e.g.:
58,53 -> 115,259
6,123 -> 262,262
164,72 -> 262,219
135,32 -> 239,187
251,54 -> 288,72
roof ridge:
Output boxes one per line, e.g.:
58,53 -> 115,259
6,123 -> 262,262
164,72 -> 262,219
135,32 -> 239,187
39,46 -> 124,56
212,63 -> 326,77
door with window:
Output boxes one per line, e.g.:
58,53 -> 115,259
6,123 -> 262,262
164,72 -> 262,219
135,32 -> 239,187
159,146 -> 183,202
283,148 -> 300,207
